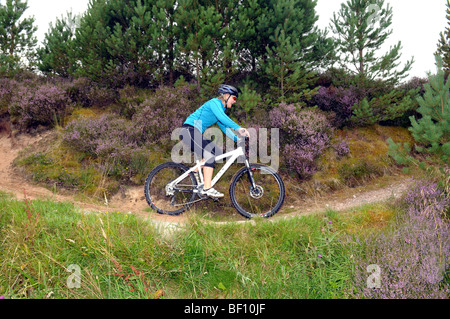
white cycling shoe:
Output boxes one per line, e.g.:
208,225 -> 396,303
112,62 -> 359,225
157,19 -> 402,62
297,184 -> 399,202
201,187 -> 224,198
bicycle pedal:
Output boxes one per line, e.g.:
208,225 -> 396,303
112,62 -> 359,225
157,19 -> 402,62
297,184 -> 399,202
212,198 -> 220,202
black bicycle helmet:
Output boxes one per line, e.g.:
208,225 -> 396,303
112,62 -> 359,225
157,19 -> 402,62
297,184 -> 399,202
218,84 -> 239,98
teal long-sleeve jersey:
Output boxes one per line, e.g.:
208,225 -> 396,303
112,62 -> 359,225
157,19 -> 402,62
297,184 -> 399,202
183,98 -> 241,141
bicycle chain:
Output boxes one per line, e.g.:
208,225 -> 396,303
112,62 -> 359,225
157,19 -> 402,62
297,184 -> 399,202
170,185 -> 219,207
171,197 -> 206,207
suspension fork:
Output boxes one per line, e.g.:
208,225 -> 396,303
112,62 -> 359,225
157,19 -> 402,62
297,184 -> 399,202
238,137 -> 257,190
245,158 -> 257,190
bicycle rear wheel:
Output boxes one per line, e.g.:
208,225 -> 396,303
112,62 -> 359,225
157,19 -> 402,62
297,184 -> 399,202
229,164 -> 285,218
144,162 -> 197,215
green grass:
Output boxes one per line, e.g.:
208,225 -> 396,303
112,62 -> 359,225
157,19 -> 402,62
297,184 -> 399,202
0,190 -> 403,299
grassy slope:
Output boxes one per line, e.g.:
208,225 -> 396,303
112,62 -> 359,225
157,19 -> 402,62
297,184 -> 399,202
0,190 -> 400,299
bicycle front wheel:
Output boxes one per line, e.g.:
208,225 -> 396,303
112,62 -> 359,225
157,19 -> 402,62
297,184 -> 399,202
144,162 -> 197,215
229,164 -> 285,218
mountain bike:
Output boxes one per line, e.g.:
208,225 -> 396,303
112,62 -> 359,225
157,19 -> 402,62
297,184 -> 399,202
144,137 -> 285,219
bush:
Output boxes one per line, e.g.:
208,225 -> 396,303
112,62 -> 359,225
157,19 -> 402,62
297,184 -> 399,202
114,85 -> 147,119
409,57 -> 449,163
351,89 -> 419,127
132,85 -> 197,147
63,114 -> 139,159
269,103 -> 333,179
61,85 -> 202,186
349,180 -> 450,298
63,114 -> 157,185
63,85 -> 198,158
0,78 -> 18,116
9,82 -> 73,129
312,85 -> 361,128
65,77 -> 117,108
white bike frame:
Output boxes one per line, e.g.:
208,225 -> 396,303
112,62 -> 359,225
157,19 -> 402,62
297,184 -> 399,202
167,144 -> 250,191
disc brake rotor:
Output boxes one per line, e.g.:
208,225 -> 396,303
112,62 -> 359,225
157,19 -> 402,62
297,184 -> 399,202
250,185 -> 264,199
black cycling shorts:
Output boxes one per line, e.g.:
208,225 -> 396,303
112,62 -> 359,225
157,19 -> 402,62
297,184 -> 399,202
179,124 -> 222,168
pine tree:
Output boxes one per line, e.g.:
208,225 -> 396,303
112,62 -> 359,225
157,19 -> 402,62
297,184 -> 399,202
37,12 -> 79,77
150,0 -> 177,85
388,55 -> 450,174
105,0 -> 159,87
330,0 -> 413,86
259,0 -> 330,103
175,0 -> 223,88
0,0 -> 37,76
436,0 -> 450,72
74,0 -> 163,87
74,0 -> 111,83
234,0 -> 267,74
409,55 -> 449,163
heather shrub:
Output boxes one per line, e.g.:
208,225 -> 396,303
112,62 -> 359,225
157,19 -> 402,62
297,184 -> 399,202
282,137 -> 330,178
269,103 -> 331,143
349,180 -> 450,298
312,85 -> 361,128
0,78 -> 18,116
63,114 -> 157,184
65,77 -> 117,108
65,77 -> 93,107
114,85 -> 148,119
132,86 -> 197,147
269,103 -> 333,179
397,76 -> 428,96
87,85 -> 118,108
61,85 -> 199,185
63,114 -> 139,159
9,83 -> 73,129
332,137 -> 351,158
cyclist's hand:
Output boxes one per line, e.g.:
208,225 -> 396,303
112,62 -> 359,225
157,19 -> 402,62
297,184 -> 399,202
238,128 -> 250,138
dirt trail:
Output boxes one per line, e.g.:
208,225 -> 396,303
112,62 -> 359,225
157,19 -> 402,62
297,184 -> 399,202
0,132 -> 182,225
0,132 -> 412,224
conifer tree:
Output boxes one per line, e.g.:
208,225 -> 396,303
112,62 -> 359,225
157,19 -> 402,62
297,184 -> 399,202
74,0 -> 111,83
74,0 -> 165,87
0,0 -> 37,76
150,0 -> 177,85
330,0 -> 413,86
388,55 -> 450,173
105,0 -> 158,87
409,55 -> 449,163
258,0 -> 333,103
175,0 -> 223,88
436,0 -> 450,72
231,0 -> 264,74
37,12 -> 79,77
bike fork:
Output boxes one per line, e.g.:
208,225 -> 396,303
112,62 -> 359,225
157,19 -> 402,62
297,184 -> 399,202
245,159 -> 257,189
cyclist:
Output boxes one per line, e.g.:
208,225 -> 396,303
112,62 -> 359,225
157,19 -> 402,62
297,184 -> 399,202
180,84 -> 250,198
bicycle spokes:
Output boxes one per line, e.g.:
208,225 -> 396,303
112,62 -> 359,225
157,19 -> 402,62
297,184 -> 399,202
144,163 -> 197,215
231,165 -> 284,218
